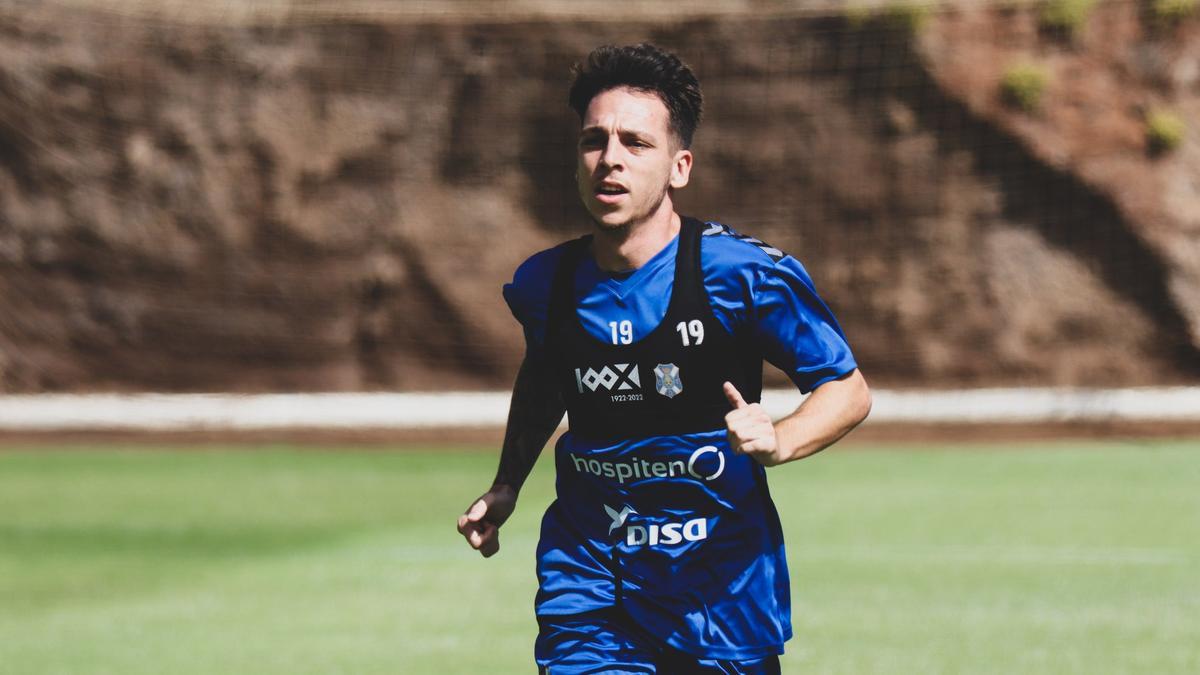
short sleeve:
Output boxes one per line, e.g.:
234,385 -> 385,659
502,245 -> 563,350
751,256 -> 857,393
700,224 -> 857,394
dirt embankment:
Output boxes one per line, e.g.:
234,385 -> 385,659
0,2 -> 1197,392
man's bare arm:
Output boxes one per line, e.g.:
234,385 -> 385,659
493,349 -> 566,492
457,349 -> 564,557
724,369 -> 871,467
772,368 -> 871,463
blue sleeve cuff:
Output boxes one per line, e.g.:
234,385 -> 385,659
789,359 -> 858,394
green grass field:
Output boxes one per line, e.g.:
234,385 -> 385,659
1,440 -> 1197,674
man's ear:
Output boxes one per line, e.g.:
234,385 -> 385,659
670,148 -> 693,189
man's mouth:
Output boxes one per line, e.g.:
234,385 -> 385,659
594,183 -> 628,204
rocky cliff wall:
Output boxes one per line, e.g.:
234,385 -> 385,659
0,2 -> 1197,391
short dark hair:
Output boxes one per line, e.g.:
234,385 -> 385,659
567,43 -> 703,149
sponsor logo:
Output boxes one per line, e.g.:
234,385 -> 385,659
603,504 -> 636,534
605,503 -> 709,547
569,445 -> 725,484
654,363 -> 683,398
575,363 -> 641,393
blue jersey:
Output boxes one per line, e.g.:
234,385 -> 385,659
504,222 -> 856,660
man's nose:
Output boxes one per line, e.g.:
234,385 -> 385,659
598,134 -> 624,169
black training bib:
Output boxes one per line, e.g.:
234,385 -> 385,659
546,217 -> 763,441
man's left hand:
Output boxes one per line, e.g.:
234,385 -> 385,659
723,381 -> 781,466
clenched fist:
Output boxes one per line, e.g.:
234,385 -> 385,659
723,381 -> 782,466
457,484 -> 517,558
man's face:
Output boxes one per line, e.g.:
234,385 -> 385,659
576,86 -> 692,230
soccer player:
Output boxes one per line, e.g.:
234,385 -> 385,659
457,43 -> 871,674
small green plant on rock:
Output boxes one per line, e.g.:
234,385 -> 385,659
844,3 -> 874,29
1040,0 -> 1097,36
884,1 -> 933,33
997,0 -> 1038,9
1000,63 -> 1049,112
1146,109 -> 1187,154
1152,0 -> 1198,24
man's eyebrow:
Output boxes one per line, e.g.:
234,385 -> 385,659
620,128 -> 654,141
578,125 -> 657,141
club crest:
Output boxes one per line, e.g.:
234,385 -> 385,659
654,363 -> 683,399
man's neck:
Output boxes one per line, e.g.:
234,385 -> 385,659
590,207 -> 682,273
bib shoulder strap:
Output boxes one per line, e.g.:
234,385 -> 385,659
546,236 -> 592,342
672,216 -> 709,315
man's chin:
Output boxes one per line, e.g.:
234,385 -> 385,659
589,211 -> 631,231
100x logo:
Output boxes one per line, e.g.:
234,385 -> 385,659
575,363 -> 642,402
604,504 -> 709,548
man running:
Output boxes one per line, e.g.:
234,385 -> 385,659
458,43 -> 871,674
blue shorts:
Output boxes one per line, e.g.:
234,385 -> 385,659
535,607 -> 782,674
